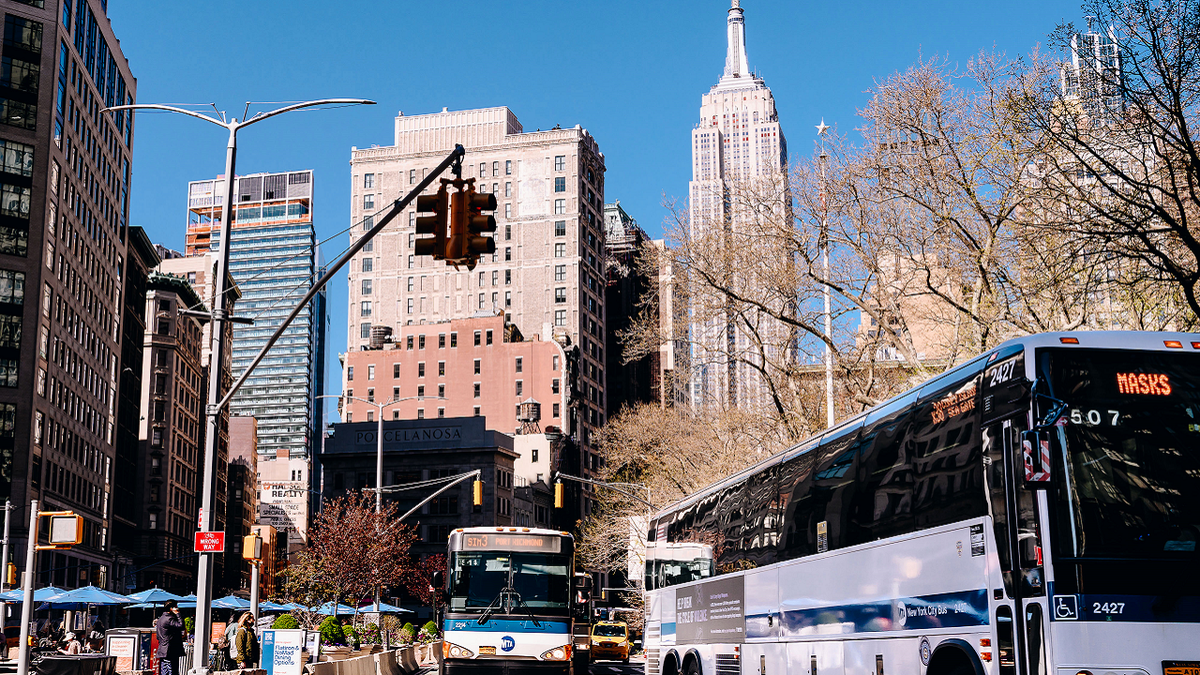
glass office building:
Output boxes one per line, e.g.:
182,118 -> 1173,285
185,171 -> 325,460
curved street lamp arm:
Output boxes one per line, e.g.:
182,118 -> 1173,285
100,103 -> 231,129
240,98 -> 376,129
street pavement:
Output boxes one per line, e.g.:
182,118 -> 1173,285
421,655 -> 645,674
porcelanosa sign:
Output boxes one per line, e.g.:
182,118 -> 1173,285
355,426 -> 464,446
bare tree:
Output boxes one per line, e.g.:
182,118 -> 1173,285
1019,0 -> 1200,324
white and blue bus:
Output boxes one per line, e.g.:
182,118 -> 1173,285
440,527 -> 590,675
644,332 -> 1200,675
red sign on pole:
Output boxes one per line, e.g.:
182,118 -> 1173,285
194,531 -> 225,553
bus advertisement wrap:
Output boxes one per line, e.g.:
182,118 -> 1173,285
676,576 -> 745,644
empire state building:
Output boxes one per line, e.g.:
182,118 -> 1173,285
688,0 -> 790,409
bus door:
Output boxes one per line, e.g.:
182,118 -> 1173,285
984,416 -> 1048,675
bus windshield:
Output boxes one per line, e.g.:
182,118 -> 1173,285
1041,348 -> 1200,561
449,551 -> 571,614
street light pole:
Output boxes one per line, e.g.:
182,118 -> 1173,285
816,118 -> 834,428
104,98 -> 375,675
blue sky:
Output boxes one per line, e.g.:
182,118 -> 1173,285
108,0 -> 1083,420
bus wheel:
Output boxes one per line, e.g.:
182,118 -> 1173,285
683,655 -> 702,675
928,642 -> 981,675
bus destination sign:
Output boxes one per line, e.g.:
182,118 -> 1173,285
1116,372 -> 1172,396
461,533 -> 562,553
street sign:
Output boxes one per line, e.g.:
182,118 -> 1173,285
194,531 -> 225,553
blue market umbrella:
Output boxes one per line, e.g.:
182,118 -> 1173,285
309,602 -> 357,615
176,594 -> 197,609
211,595 -> 251,610
42,586 -> 132,606
367,602 -> 413,614
0,586 -> 67,602
257,601 -> 290,612
126,589 -> 183,604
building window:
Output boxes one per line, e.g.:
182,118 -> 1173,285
515,380 -> 523,396
554,243 -> 566,258
408,255 -> 415,268
505,182 -> 512,197
346,412 -> 353,422
364,238 -> 373,252
552,378 -> 560,394
438,361 -> 445,376
419,334 -> 426,349
438,333 -> 446,348
555,288 -> 567,303
366,410 -> 374,422
554,199 -> 566,214
393,363 -> 401,378
479,162 -> 486,177
418,362 -> 425,377
474,406 -> 480,416
362,279 -> 372,295
451,332 -> 458,347
438,384 -> 445,398
554,310 -> 566,327
360,301 -> 372,317
532,447 -> 539,462
554,220 -> 566,237
491,270 -> 498,286
505,224 -> 512,241
367,365 -> 375,380
486,330 -> 493,345
474,359 -> 481,375
474,383 -> 480,398
417,409 -> 424,419
417,385 -> 424,399
361,323 -> 371,339
553,403 -> 560,418
364,173 -> 375,189
478,293 -> 485,309
554,155 -> 565,171
505,203 -> 512,218
362,257 -> 373,272
363,194 -> 375,210
553,355 -> 560,370
474,331 -> 481,346
492,161 -> 499,175
552,265 -> 565,282
505,291 -> 511,307
409,169 -> 416,184
505,160 -> 512,175
407,298 -> 414,314
407,277 -> 414,291
367,388 -> 375,402
437,407 -> 445,418
515,357 -> 523,373
554,177 -> 566,192
407,335 -> 414,350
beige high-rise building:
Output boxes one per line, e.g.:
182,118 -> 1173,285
688,0 -> 792,409
347,106 -> 608,493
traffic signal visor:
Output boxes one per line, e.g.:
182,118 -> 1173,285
472,479 -> 483,507
5,563 -> 15,586
465,190 -> 497,258
554,481 -> 564,509
414,188 -> 449,259
243,534 -> 263,561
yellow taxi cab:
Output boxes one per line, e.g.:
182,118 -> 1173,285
589,621 -> 630,663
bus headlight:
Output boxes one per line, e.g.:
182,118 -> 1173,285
540,645 -> 572,661
443,641 -> 475,659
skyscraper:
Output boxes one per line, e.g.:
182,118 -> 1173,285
1060,19 -> 1125,121
347,106 -> 608,510
185,171 -> 325,551
0,0 -> 138,589
688,0 -> 790,409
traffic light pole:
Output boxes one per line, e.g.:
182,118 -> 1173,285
1,499 -> 10,657
15,501 -> 36,675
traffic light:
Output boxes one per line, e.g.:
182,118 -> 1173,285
472,479 -> 483,507
414,183 -> 450,259
554,480 -> 564,509
5,563 -> 15,586
243,534 -> 263,561
464,186 -> 497,260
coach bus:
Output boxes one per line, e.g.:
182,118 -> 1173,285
439,527 -> 590,675
643,332 -> 1200,675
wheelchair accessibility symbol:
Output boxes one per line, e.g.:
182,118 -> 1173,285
1054,595 -> 1078,620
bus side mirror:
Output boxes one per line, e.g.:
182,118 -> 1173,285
1021,430 -> 1052,488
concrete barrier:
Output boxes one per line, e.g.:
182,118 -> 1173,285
213,670 -> 266,675
373,651 -> 400,675
304,660 -> 338,675
396,648 -> 418,675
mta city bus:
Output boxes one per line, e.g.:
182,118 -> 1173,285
441,527 -> 590,675
643,332 -> 1200,675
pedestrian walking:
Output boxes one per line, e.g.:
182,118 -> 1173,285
154,601 -> 186,675
234,612 -> 259,669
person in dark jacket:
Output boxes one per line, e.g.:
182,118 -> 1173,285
234,612 -> 259,669
155,600 -> 186,675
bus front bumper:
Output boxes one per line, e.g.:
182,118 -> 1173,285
442,658 -> 571,675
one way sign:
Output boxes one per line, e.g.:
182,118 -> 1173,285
194,531 -> 225,553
